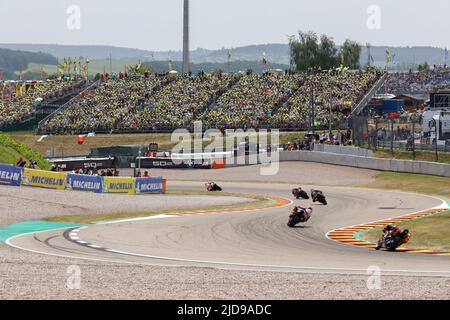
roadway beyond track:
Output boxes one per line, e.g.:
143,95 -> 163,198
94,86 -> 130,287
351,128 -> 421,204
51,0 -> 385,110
8,181 -> 450,277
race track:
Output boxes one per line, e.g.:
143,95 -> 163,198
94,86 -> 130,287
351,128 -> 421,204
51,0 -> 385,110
8,182 -> 450,277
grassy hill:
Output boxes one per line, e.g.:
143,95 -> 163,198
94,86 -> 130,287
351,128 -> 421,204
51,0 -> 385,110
0,145 -> 23,165
0,132 -> 51,169
2,43 -> 449,71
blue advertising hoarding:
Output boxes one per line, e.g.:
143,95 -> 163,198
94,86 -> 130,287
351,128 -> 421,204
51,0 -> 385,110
0,164 -> 23,186
135,177 -> 163,194
66,173 -> 103,193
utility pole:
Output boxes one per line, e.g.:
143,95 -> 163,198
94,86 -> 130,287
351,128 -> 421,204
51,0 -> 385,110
182,0 -> 190,75
309,87 -> 315,134
329,100 -> 332,138
109,53 -> 113,75
367,43 -> 371,67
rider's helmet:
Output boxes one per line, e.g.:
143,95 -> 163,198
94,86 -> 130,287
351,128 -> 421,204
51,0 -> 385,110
402,229 -> 410,237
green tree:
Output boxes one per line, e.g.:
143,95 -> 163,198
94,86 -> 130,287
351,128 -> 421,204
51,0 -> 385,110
289,31 -> 340,71
289,31 -> 320,71
418,62 -> 430,72
317,34 -> 338,70
339,39 -> 361,69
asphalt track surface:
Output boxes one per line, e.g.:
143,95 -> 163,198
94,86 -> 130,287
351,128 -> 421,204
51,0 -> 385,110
8,182 -> 450,277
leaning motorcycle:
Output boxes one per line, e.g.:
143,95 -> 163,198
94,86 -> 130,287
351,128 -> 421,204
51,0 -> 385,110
312,193 -> 327,205
376,232 -> 410,251
287,207 -> 312,228
292,188 -> 309,200
206,182 -> 222,192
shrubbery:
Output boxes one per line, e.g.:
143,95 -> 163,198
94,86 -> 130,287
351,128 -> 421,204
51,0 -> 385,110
0,132 -> 51,170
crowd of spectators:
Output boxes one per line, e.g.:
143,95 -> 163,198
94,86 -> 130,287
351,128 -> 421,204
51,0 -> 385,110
199,71 -> 302,129
32,69 -> 382,133
0,79 -> 85,127
41,75 -> 163,133
380,66 -> 450,94
131,72 -> 234,130
272,70 -> 380,129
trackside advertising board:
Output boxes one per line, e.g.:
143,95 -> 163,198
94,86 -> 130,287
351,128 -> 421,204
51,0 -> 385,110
0,163 -> 166,194
103,176 -> 135,194
22,168 -> 67,190
135,177 -> 164,194
0,164 -> 23,186
66,173 -> 103,193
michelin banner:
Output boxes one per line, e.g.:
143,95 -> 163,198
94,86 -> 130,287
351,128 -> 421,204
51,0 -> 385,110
22,168 -> 67,190
66,173 -> 103,193
135,177 -> 164,194
0,164 -> 23,186
103,176 -> 135,194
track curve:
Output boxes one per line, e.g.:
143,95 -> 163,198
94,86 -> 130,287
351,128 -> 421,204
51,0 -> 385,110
7,182 -> 450,276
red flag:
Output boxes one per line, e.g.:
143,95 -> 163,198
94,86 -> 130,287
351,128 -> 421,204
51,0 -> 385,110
389,112 -> 399,119
77,135 -> 86,145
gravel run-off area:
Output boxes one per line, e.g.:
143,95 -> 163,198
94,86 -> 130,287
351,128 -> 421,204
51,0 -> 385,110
1,162 -> 449,299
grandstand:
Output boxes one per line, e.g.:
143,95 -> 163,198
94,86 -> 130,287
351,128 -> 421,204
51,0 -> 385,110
0,78 -> 88,130
4,66 -> 450,134
35,69 -> 382,134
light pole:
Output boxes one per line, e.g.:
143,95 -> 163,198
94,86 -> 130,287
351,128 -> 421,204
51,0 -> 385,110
138,146 -> 142,176
432,116 -> 440,161
390,117 -> 394,156
86,58 -> 90,84
182,0 -> 190,75
309,87 -> 315,134
410,114 -> 418,161
328,98 -> 332,140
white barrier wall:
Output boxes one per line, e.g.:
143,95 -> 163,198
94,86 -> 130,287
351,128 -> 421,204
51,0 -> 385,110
313,144 -> 374,157
279,151 -> 450,177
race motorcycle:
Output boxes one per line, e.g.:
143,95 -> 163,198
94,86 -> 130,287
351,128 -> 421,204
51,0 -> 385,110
206,182 -> 222,192
375,228 -> 410,251
292,188 -> 309,200
287,207 -> 312,228
311,189 -> 327,205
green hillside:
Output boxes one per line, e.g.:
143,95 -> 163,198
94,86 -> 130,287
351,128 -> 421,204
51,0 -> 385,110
0,132 -> 51,169
0,145 -> 23,165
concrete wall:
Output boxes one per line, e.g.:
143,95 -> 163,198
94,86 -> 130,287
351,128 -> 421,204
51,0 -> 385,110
313,144 -> 374,157
279,151 -> 450,177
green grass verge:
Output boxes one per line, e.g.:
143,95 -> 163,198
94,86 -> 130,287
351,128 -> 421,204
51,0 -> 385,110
374,149 -> 450,165
0,132 -> 51,169
360,210 -> 450,252
43,191 -> 271,224
359,172 -> 450,198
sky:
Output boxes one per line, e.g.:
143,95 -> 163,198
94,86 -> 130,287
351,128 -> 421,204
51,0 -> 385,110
0,0 -> 449,51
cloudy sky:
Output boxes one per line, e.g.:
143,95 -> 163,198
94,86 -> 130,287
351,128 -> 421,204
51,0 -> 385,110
0,0 -> 448,50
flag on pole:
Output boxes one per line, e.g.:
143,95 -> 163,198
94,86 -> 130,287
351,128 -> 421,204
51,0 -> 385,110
386,49 -> 392,65
20,82 -> 26,95
341,51 -> 345,65
445,47 -> 448,64
262,52 -> 267,65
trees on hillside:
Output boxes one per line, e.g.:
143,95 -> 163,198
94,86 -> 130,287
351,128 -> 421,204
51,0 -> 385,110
289,31 -> 361,71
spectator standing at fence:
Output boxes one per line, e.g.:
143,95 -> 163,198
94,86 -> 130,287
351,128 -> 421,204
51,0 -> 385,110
16,157 -> 26,167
